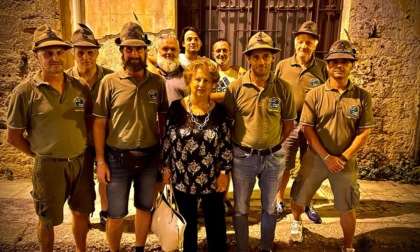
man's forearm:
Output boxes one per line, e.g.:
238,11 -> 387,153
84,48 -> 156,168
93,117 -> 107,162
280,120 -> 294,144
342,128 -> 371,159
302,125 -> 329,159
7,128 -> 35,157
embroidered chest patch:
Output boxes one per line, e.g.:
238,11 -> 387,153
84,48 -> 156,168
348,105 -> 360,118
73,97 -> 85,110
148,89 -> 158,102
269,97 -> 280,110
309,78 -> 320,87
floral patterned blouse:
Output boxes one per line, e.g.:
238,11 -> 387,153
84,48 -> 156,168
162,99 -> 233,195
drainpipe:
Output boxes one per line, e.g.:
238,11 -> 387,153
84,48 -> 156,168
72,0 -> 84,31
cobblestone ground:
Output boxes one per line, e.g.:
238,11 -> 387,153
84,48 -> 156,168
1,178 -> 420,251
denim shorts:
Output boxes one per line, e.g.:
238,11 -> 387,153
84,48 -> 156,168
105,148 -> 159,218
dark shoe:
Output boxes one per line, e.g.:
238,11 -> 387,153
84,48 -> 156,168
99,210 -> 108,226
275,200 -> 285,222
275,200 -> 284,214
224,200 -> 234,216
305,206 -> 322,224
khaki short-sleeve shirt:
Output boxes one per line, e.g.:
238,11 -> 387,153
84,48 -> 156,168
300,79 -> 375,155
223,71 -> 296,149
93,68 -> 168,149
66,65 -> 114,145
7,71 -> 92,158
275,55 -> 328,113
65,64 -> 114,102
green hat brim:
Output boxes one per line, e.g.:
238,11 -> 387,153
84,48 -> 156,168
33,40 -> 73,52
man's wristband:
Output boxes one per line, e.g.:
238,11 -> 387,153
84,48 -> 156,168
96,161 -> 105,166
340,154 -> 348,162
322,154 -> 330,161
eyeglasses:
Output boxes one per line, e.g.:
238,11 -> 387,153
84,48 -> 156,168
159,34 -> 177,39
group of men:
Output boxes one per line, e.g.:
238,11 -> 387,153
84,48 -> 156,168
6,19 -> 373,252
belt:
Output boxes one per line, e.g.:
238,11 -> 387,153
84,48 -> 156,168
107,143 -> 160,154
37,152 -> 84,162
233,142 -> 282,156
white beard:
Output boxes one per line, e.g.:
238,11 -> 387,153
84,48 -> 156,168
157,55 -> 180,73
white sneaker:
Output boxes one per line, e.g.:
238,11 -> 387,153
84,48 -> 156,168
291,220 -> 303,242
342,247 -> 355,252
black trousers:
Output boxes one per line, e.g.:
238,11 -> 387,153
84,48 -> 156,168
174,189 -> 227,252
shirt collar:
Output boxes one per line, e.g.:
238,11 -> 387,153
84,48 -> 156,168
118,67 -> 152,83
96,65 -> 105,79
34,71 -> 69,87
324,79 -> 355,91
69,64 -> 104,82
33,71 -> 47,86
242,70 -> 276,87
33,71 -> 71,87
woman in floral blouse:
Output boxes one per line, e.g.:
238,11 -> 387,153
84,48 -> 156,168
161,59 -> 233,252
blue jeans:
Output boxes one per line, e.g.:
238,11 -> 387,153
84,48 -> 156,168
232,146 -> 286,251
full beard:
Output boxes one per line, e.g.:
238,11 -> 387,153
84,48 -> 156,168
123,56 -> 147,72
157,55 -> 180,73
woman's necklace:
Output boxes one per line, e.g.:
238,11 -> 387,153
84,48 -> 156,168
188,96 -> 211,130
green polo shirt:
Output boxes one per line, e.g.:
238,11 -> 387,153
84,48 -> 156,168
65,64 -> 114,102
300,79 -> 375,155
7,71 -> 92,158
66,65 -> 114,145
93,68 -> 168,149
223,70 -> 296,149
275,55 -> 328,113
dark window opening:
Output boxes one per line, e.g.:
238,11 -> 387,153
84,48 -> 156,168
177,0 -> 343,68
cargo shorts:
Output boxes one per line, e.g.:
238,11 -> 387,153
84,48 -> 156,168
31,151 -> 96,226
290,148 -> 361,212
281,122 -> 308,171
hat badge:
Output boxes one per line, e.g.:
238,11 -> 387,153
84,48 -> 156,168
46,27 -> 58,38
127,27 -> 137,37
257,33 -> 263,41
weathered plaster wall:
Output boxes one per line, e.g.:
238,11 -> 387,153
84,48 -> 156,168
0,0 -> 67,177
348,0 -> 420,162
82,0 -> 177,71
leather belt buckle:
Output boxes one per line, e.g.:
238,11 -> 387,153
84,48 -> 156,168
233,142 -> 281,156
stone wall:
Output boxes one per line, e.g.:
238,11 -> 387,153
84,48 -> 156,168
348,0 -> 420,162
0,0 -> 177,178
0,0 -> 66,177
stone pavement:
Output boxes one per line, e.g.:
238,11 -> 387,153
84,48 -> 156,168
0,177 -> 419,251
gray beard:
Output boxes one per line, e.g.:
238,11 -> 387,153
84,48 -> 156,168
157,55 -> 180,73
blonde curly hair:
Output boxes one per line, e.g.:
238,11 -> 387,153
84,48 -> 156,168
183,59 -> 220,94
